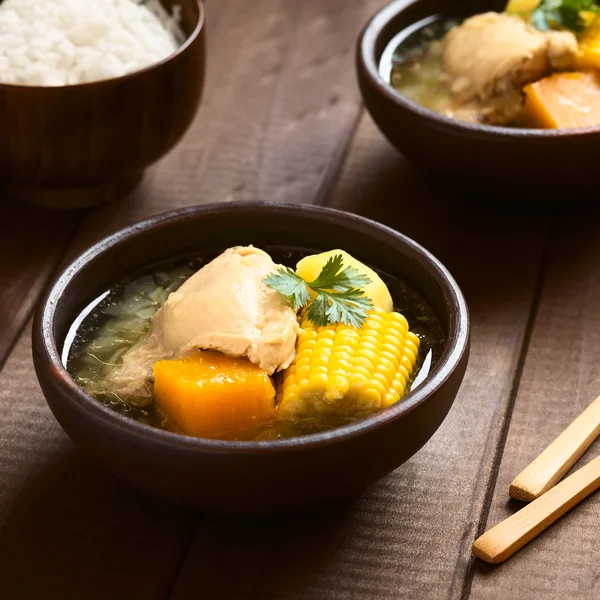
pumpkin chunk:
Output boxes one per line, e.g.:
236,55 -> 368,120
524,72 -> 600,129
153,351 -> 276,439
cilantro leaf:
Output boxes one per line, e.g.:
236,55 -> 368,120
323,265 -> 373,292
306,254 -> 345,289
264,254 -> 375,327
304,293 -> 330,328
530,0 -> 600,33
307,256 -> 372,291
263,267 -> 311,310
322,289 -> 374,328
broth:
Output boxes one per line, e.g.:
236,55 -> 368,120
383,17 -> 458,117
384,12 -> 587,128
66,248 -> 446,441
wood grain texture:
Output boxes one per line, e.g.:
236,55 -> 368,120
509,393 -> 600,501
0,325 -> 195,600
169,115 -> 550,600
71,0 -> 381,249
470,207 -> 600,600
0,202 -> 80,368
0,0 -> 389,597
474,455 -> 600,564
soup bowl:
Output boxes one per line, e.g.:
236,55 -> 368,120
32,202 -> 470,513
0,0 -> 205,209
357,0 -> 600,193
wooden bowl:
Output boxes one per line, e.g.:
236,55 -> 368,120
357,0 -> 600,193
32,202 -> 470,513
0,0 -> 205,209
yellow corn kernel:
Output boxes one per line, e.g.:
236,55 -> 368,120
383,389 -> 401,408
278,307 -> 422,419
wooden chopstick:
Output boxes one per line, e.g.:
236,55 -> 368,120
473,454 -> 600,563
509,394 -> 600,501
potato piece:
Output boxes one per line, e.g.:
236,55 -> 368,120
153,351 -> 276,439
524,72 -> 600,129
505,0 -> 541,13
296,250 -> 393,312
575,16 -> 600,70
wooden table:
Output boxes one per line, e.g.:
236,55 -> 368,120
2,1 -> 600,598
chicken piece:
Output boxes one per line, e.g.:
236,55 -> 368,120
443,12 -> 577,124
109,246 -> 299,400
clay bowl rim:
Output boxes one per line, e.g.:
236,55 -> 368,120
358,0 -> 600,139
0,0 -> 205,92
35,201 -> 469,455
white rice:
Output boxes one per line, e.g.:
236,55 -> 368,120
0,0 -> 184,86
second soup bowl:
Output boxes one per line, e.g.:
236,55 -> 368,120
357,0 -> 600,193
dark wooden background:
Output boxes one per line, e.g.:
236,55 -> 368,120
2,0 -> 600,598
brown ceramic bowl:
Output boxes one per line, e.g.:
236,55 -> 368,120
357,0 -> 600,193
32,202 -> 469,514
0,0 -> 205,209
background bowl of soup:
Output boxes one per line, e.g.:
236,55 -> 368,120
357,0 -> 600,193
32,202 -> 469,513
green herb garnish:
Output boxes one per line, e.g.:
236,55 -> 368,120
530,0 -> 600,32
264,254 -> 374,328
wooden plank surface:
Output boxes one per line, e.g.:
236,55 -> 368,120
73,0 -> 380,250
0,1 -> 390,598
4,1 -> 590,597
469,207 -> 600,599
0,324 -> 194,600
170,116 -> 550,599
0,203 -> 80,369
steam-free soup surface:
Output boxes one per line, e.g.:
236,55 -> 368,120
385,18 -> 459,118
66,248 -> 445,441
386,11 -> 596,128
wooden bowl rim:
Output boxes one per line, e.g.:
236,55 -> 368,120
357,0 -> 600,139
0,0 -> 205,91
34,201 -> 470,455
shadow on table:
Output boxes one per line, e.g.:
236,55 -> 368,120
0,440 -> 192,600
0,432 -> 396,599
169,471 -> 416,599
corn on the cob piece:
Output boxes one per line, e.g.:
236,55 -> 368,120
277,307 -> 420,419
576,17 -> 600,70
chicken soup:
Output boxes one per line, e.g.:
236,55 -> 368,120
66,247 -> 444,441
386,1 -> 600,129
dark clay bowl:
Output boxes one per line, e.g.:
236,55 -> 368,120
357,0 -> 600,192
0,0 -> 204,210
32,202 -> 469,514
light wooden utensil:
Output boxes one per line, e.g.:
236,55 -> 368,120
473,454 -> 600,563
509,394 -> 600,501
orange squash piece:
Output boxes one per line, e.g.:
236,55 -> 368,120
153,351 -> 276,439
524,72 -> 600,129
